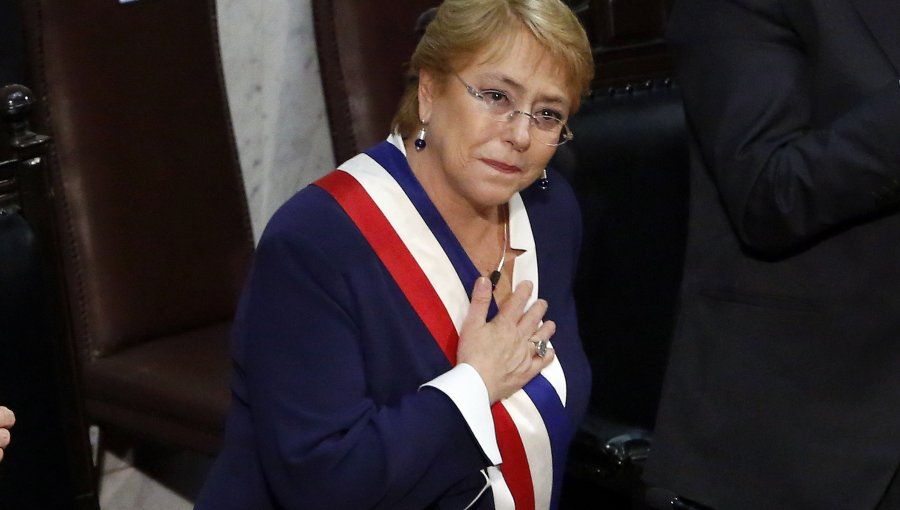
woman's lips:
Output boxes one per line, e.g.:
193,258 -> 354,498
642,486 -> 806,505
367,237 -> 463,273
483,159 -> 522,173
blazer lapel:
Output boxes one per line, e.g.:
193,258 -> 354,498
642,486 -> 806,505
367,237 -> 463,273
849,0 -> 900,73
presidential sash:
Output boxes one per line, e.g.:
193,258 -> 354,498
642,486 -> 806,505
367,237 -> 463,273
315,138 -> 571,510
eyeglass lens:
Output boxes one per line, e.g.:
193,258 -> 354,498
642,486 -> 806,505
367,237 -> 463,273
457,74 -> 571,146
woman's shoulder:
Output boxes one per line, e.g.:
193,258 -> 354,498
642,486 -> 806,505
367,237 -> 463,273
520,169 -> 583,271
254,180 -> 363,265
261,181 -> 346,237
520,168 -> 581,226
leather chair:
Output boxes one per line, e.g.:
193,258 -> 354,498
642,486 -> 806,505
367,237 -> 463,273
549,80 -> 694,509
17,0 -> 254,456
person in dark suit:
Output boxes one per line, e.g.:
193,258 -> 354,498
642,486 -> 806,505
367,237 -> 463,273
643,0 -> 900,508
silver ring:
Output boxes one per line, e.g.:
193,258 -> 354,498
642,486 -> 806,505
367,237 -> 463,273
530,338 -> 548,358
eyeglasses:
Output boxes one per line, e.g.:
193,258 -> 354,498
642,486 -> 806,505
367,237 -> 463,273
454,74 -> 573,147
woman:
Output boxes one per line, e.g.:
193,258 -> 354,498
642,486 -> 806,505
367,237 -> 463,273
0,406 -> 12,463
196,1 -> 594,508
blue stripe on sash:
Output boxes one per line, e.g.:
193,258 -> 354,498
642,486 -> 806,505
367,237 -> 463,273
524,377 -> 573,510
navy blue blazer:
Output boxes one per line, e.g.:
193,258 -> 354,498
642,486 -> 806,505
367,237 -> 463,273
195,143 -> 590,510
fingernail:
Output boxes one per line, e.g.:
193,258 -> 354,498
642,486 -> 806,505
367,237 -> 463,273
475,276 -> 489,291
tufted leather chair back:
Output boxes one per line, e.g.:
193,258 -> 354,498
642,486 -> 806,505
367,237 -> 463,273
552,81 -> 688,431
312,0 -> 442,164
20,0 -> 253,453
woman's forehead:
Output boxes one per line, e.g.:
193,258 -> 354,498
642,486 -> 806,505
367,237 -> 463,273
460,33 -> 573,102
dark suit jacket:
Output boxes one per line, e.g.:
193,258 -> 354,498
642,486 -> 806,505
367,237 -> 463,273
644,0 -> 900,508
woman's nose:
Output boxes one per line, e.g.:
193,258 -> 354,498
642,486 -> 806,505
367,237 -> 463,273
505,111 -> 533,150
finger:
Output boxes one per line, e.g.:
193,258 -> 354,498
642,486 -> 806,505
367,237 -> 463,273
528,337 -> 556,364
461,277 -> 493,330
0,428 -> 9,448
524,319 -> 556,348
0,407 -> 14,428
0,447 -> 4,463
517,299 -> 548,334
526,321 -> 556,357
495,280 -> 533,322
535,319 -> 556,340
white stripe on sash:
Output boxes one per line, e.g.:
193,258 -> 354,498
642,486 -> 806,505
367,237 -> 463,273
338,154 -> 470,332
504,391 -> 553,510
508,194 -> 567,409
488,466 -> 515,510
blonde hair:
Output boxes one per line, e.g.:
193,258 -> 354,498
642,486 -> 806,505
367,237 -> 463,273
392,0 -> 595,139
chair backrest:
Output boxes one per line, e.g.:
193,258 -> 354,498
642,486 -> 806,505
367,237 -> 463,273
550,4 -> 688,501
21,0 -> 254,363
551,81 -> 688,431
312,0 -> 442,165
18,0 -> 253,454
577,0 -> 676,88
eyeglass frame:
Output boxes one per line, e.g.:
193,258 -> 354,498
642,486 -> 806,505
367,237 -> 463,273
453,73 -> 574,147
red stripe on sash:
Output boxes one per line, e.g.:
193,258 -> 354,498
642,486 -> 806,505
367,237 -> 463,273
317,169 -> 534,509
493,404 -> 536,510
317,170 -> 458,361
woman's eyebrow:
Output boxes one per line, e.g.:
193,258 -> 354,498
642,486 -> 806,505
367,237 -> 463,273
479,73 -> 569,107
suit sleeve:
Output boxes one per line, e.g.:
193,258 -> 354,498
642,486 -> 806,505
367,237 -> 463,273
668,0 -> 900,254
236,204 -> 491,510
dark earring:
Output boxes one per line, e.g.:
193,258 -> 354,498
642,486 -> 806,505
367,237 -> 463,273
537,169 -> 550,190
415,126 -> 427,151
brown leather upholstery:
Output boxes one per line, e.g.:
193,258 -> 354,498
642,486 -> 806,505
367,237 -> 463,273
20,0 -> 253,454
312,0 -> 441,164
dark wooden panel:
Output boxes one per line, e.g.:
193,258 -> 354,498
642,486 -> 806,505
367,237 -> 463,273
566,0 -> 675,88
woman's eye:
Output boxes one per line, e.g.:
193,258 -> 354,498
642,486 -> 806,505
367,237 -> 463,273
536,108 -> 563,120
481,89 -> 510,105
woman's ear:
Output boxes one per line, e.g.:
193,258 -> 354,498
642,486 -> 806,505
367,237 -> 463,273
417,69 -> 435,123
